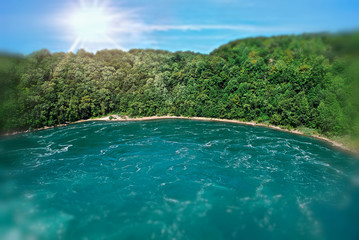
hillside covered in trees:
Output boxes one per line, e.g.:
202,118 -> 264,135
0,32 -> 359,143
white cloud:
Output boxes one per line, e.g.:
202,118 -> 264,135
53,0 -> 295,52
143,24 -> 288,33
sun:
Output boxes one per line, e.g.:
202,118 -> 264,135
71,5 -> 110,41
63,0 -> 121,52
56,0 -> 146,52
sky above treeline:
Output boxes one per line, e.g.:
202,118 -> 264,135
0,0 -> 358,54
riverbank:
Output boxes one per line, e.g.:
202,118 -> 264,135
87,115 -> 358,155
3,114 -> 358,156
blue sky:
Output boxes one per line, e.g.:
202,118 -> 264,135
0,0 -> 358,54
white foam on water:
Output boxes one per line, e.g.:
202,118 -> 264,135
95,127 -> 107,133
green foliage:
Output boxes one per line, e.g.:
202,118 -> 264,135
0,32 -> 358,140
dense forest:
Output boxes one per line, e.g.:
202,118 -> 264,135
0,32 -> 359,144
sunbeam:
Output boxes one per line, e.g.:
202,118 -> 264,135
60,0 -> 134,52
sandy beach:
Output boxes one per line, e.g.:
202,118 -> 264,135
85,115 -> 358,155
3,114 -> 358,155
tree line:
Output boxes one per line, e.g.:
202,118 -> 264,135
0,32 -> 358,141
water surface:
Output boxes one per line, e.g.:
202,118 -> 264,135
0,120 -> 358,239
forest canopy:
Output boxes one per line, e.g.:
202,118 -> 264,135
0,32 -> 359,142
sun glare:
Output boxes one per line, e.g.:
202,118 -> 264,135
71,6 -> 110,40
62,0 -> 125,52
56,0 -> 146,52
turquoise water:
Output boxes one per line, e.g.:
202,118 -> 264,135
0,120 -> 359,240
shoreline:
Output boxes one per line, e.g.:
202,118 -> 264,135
3,115 -> 358,156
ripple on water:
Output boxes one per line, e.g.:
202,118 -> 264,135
0,120 -> 358,240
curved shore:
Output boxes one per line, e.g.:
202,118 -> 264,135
3,114 -> 359,156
